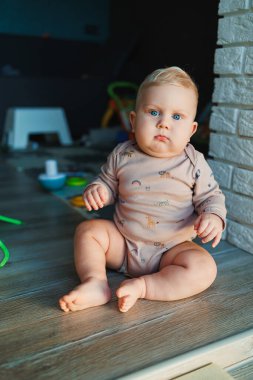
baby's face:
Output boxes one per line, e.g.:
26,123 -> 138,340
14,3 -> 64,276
130,83 -> 198,158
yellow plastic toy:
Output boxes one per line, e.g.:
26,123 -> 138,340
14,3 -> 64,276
69,195 -> 86,208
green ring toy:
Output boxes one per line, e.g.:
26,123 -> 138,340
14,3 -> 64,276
66,177 -> 88,187
0,240 -> 10,268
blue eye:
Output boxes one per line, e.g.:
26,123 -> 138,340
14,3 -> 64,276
172,114 -> 181,120
150,110 -> 159,117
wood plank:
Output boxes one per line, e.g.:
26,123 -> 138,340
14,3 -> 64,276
0,249 -> 252,368
119,330 -> 253,380
0,263 -> 77,299
0,315 -> 252,379
0,215 -> 81,245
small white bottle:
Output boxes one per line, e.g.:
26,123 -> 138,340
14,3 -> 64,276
45,160 -> 58,177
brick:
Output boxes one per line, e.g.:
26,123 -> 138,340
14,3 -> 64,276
244,47 -> 253,74
238,110 -> 253,137
218,0 -> 251,14
227,220 -> 253,255
218,13 -> 253,45
214,47 -> 244,74
207,159 -> 233,189
209,106 -> 238,134
233,167 -> 253,196
213,77 -> 253,105
224,190 -> 253,224
209,134 -> 253,166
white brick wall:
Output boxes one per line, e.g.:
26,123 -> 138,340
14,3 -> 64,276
210,0 -> 253,254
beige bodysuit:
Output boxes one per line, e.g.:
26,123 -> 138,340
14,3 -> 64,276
90,140 -> 226,277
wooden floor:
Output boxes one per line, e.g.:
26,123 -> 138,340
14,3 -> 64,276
0,148 -> 253,380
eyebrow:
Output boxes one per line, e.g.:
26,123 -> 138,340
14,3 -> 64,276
172,109 -> 188,116
143,104 -> 161,110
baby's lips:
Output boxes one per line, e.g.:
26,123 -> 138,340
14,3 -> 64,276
155,135 -> 168,142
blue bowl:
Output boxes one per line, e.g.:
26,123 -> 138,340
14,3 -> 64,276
38,173 -> 66,190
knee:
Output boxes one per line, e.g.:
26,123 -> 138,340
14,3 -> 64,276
74,219 -> 109,242
193,253 -> 217,286
176,250 -> 217,286
74,220 -> 98,239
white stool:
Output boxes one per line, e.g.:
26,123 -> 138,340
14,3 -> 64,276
2,107 -> 73,149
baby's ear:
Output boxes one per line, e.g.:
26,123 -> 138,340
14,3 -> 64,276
129,111 -> 136,132
191,121 -> 198,136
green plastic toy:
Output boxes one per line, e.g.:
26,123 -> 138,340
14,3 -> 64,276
0,240 -> 10,268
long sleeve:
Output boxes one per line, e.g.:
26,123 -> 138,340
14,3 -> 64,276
85,146 -> 120,206
192,153 -> 227,228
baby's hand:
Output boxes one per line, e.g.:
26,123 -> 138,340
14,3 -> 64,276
83,184 -> 109,211
194,213 -> 223,248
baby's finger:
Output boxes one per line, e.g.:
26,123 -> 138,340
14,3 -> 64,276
212,231 -> 222,248
198,224 -> 213,238
97,186 -> 107,204
82,196 -> 92,211
201,228 -> 216,244
85,192 -> 100,210
90,189 -> 104,208
196,219 -> 209,235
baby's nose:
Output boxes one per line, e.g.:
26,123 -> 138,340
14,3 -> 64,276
156,115 -> 171,130
156,120 -> 170,130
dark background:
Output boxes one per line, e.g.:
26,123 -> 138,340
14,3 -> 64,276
0,0 -> 219,142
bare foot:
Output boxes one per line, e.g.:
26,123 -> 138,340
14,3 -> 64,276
116,277 -> 146,313
59,277 -> 111,312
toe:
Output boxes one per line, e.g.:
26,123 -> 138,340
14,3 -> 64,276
59,292 -> 77,312
118,296 -> 130,313
116,288 -> 122,298
116,282 -> 129,298
59,299 -> 70,312
119,305 -> 128,312
67,301 -> 82,312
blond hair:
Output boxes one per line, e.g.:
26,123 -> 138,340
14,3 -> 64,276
135,66 -> 199,109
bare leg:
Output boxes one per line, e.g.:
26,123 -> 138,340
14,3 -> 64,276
59,219 -> 126,312
116,241 -> 217,312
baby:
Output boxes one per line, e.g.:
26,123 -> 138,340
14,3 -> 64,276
59,66 -> 226,313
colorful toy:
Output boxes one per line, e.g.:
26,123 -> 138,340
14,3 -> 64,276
0,215 -> 23,225
0,215 -> 24,268
69,195 -> 86,208
101,81 -> 138,135
0,240 -> 9,268
38,159 -> 66,191
0,215 -> 24,267
66,177 -> 88,187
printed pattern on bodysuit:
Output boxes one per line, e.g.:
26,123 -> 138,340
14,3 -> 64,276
89,140 -> 226,276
